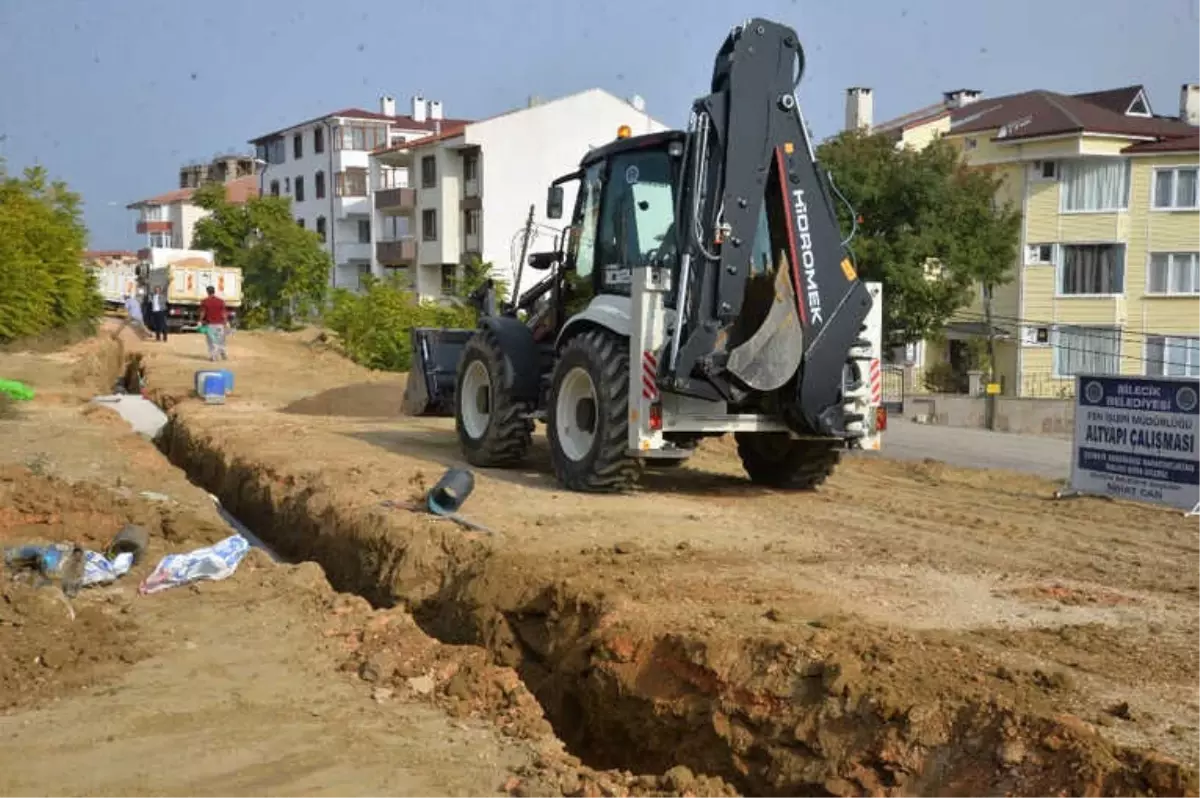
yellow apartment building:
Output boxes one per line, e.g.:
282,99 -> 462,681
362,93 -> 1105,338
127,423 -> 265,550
847,84 -> 1199,397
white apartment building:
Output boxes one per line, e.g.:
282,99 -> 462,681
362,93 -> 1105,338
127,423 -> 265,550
126,174 -> 258,254
249,95 -> 467,289
369,88 -> 668,299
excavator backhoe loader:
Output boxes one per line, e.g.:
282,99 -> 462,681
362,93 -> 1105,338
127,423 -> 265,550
405,17 -> 886,492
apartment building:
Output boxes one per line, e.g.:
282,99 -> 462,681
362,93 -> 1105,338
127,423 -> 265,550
369,88 -> 668,299
851,83 -> 1199,396
248,95 -> 469,289
126,172 -> 258,252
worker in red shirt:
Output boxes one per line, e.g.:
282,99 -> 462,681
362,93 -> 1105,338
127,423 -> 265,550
199,285 -> 229,362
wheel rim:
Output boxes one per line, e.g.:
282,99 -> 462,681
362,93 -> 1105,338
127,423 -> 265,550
555,366 -> 598,462
460,359 -> 491,440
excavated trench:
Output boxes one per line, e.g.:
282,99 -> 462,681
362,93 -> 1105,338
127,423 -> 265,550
147,371 -> 1197,797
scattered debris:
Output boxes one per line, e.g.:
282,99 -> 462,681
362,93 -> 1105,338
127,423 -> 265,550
0,378 -> 35,402
382,467 -> 496,535
138,534 -> 250,595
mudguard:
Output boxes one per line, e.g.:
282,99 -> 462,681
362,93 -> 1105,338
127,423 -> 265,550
478,315 -> 542,402
555,294 -> 633,348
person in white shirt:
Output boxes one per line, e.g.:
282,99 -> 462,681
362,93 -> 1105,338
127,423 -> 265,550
148,286 -> 168,342
114,292 -> 152,340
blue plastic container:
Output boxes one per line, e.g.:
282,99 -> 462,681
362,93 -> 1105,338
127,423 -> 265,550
195,370 -> 227,404
195,369 -> 234,396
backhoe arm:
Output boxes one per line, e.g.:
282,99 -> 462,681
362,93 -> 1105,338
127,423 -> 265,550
666,18 -> 872,438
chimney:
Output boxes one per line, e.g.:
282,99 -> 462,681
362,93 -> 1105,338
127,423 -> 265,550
527,95 -> 544,108
1180,83 -> 1199,125
411,94 -> 427,123
380,94 -> 396,117
428,99 -> 444,120
845,87 -> 873,132
943,89 -> 982,109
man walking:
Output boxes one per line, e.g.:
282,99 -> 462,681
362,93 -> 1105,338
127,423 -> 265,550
148,286 -> 168,342
199,285 -> 228,361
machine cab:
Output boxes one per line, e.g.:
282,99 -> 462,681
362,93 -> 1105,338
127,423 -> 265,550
546,129 -> 687,307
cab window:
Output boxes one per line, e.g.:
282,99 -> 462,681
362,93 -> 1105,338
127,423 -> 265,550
596,149 -> 675,293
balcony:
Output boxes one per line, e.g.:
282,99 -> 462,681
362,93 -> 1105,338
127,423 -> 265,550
136,220 -> 172,234
374,187 -> 416,213
376,238 -> 417,266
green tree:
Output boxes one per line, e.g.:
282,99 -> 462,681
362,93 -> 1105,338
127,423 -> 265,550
0,162 -> 100,341
191,182 -> 330,327
816,131 -> 1022,346
323,260 -> 505,372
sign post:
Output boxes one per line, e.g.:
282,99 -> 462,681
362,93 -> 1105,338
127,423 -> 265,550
1067,375 -> 1200,512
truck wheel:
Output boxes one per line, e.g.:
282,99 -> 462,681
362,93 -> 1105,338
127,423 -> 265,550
735,432 -> 841,490
455,328 -> 534,468
547,329 -> 643,493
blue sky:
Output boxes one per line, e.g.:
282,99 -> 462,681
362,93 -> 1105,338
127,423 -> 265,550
1,0 -> 1196,249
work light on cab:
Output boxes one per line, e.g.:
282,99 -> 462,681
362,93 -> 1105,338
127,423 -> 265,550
617,125 -> 632,139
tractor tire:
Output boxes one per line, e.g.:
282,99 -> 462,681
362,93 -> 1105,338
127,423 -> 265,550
735,432 -> 841,490
547,329 -> 643,493
454,328 -> 534,468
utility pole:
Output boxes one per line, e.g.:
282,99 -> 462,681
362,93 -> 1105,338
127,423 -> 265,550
983,282 -> 998,430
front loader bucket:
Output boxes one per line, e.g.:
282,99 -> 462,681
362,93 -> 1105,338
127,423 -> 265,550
403,327 -> 473,417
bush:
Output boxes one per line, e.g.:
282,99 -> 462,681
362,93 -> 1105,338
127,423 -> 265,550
922,362 -> 962,393
324,274 -> 476,372
0,165 -> 100,342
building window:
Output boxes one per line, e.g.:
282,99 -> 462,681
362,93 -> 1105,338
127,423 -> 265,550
1025,243 -> 1056,264
440,264 -> 456,295
1152,167 -> 1199,210
270,180 -> 280,197
1051,325 -> 1120,378
1059,158 -> 1131,212
297,218 -> 305,229
1147,252 -> 1199,296
148,231 -> 172,248
421,156 -> 437,188
294,176 -> 305,202
333,125 -> 387,152
379,166 -> 407,190
316,216 -> 327,243
1146,335 -> 1200,377
1059,243 -> 1124,295
293,133 -> 303,160
464,209 -> 479,237
1040,160 -> 1057,179
422,209 -> 437,241
463,153 -> 478,182
357,219 -> 371,243
315,170 -> 326,199
334,168 -> 368,197
141,205 -> 165,221
284,177 -> 291,193
313,127 -> 324,154
258,138 -> 285,165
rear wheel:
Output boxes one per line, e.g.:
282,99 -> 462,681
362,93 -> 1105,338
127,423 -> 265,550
547,329 -> 643,492
736,432 -> 841,490
455,329 -> 534,467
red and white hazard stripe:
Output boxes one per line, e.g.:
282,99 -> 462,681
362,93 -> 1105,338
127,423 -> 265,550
869,358 -> 882,405
642,350 -> 659,400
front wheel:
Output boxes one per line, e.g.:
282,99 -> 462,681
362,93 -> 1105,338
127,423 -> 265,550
736,432 -> 841,490
455,329 -> 534,468
547,329 -> 643,493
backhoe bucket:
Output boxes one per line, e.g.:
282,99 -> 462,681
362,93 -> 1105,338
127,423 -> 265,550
403,327 -> 472,417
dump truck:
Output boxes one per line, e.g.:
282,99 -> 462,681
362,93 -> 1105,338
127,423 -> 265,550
405,17 -> 886,492
138,249 -> 242,331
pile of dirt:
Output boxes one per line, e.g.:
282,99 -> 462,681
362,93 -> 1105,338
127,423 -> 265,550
0,578 -> 144,711
281,381 -> 407,418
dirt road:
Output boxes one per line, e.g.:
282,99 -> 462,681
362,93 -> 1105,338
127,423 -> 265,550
1,327 -> 723,797
867,419 -> 1073,480
130,327 -> 1198,796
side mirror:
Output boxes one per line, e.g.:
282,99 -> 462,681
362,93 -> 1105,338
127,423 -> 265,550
546,185 -> 564,220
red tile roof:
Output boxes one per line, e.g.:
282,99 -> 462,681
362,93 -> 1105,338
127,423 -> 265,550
84,250 -> 137,259
127,175 -> 259,209
249,108 -> 472,144
372,123 -> 469,156
1122,132 -> 1200,154
947,87 -> 1195,142
1071,85 -> 1147,115
874,101 -> 952,134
